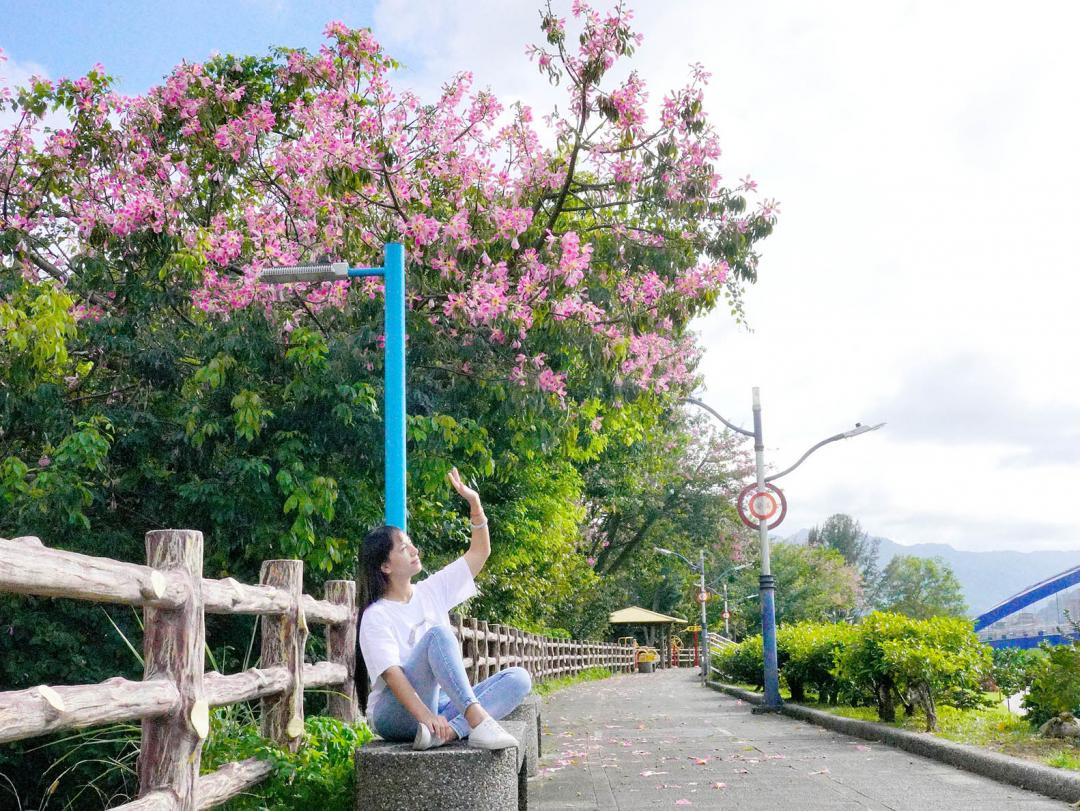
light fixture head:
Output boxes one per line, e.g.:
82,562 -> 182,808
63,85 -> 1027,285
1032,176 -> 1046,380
841,421 -> 885,439
258,261 -> 349,285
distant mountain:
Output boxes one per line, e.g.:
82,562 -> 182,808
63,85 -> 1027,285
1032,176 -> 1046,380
782,529 -> 1079,616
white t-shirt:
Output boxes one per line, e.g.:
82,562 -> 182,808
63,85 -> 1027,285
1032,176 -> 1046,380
359,555 -> 478,712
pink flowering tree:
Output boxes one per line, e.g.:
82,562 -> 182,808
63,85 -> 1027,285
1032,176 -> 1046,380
0,3 -> 772,618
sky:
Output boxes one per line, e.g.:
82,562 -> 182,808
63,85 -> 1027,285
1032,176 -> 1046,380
3,1 -> 1079,553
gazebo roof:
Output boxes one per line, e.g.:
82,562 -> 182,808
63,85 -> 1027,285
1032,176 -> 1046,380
609,606 -> 687,625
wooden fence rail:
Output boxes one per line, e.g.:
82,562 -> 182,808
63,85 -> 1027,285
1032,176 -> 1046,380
0,532 -> 637,809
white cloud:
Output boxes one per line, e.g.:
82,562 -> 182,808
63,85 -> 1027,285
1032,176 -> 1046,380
0,51 -> 71,135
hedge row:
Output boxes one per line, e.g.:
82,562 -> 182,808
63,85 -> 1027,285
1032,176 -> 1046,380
712,612 -> 989,731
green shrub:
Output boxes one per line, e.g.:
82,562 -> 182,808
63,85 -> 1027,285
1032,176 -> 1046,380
990,647 -> 1043,698
834,612 -> 990,731
1022,642 -> 1080,728
712,635 -> 764,688
778,621 -> 858,703
201,712 -> 374,811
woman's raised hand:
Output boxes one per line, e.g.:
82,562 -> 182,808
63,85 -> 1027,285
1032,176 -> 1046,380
447,467 -> 481,508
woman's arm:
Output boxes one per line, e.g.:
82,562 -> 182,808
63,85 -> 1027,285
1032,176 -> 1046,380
449,467 -> 489,577
382,666 -> 454,741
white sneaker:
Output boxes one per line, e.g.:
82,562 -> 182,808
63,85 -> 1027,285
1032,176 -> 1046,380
412,723 -> 448,751
467,717 -> 518,750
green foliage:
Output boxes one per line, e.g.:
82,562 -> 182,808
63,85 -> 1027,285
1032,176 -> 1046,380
712,634 -> 765,688
201,711 -> 374,811
875,555 -> 967,619
1022,642 -> 1080,728
990,647 -> 1043,698
777,621 -> 858,703
728,543 -> 861,637
0,278 -> 83,383
806,513 -> 880,607
834,612 -> 990,730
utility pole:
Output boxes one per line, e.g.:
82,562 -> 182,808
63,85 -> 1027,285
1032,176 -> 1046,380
699,548 -> 708,686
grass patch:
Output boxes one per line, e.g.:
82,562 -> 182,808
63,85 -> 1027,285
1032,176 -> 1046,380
1047,750 -> 1080,770
803,694 -> 1079,774
534,667 -> 612,696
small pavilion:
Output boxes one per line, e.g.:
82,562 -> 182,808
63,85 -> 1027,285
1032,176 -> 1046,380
609,606 -> 687,669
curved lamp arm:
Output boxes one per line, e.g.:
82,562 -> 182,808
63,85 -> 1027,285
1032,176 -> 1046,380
682,397 -> 754,438
764,422 -> 885,483
708,563 -> 751,589
654,546 -> 701,573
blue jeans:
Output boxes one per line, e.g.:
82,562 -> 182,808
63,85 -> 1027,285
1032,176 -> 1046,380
369,625 -> 533,741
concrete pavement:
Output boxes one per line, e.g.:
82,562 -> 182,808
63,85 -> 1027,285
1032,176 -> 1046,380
529,667 -> 1068,810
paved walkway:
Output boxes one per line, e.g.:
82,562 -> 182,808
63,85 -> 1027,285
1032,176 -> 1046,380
530,668 -> 1068,810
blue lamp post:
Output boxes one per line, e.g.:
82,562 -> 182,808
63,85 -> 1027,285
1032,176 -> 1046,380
684,391 -> 883,712
259,243 -> 408,531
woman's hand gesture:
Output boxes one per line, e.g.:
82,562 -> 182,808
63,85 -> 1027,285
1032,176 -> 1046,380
419,710 -> 456,744
447,467 -> 481,508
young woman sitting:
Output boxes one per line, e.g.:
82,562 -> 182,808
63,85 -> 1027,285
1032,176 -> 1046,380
356,467 -> 532,750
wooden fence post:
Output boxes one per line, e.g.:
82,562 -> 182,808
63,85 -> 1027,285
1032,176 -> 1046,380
260,560 -> 306,751
468,617 -> 480,683
478,620 -> 490,681
139,529 -> 205,810
324,580 -> 357,724
450,613 -> 463,651
525,632 -> 532,679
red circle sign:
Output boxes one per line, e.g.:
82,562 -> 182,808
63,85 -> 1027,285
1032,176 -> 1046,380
696,591 -> 708,604
736,483 -> 788,530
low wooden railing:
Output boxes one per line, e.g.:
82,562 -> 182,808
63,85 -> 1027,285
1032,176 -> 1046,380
448,615 -> 637,683
0,531 -> 356,810
0,531 -> 638,809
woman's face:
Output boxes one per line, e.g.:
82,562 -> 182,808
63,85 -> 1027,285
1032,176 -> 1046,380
380,530 -> 422,579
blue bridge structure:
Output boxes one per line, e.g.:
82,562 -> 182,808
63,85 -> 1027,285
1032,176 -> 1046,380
974,562 -> 1080,649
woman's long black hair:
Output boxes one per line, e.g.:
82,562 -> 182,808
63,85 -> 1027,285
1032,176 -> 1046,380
354,525 -> 400,715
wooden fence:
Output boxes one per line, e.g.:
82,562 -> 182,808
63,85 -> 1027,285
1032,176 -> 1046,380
0,531 -> 636,810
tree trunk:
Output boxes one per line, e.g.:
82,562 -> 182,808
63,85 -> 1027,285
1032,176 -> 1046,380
902,689 -> 916,719
915,683 -> 937,732
875,680 -> 896,722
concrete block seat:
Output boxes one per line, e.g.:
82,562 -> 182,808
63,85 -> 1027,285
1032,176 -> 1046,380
502,693 -> 542,777
356,719 -> 530,811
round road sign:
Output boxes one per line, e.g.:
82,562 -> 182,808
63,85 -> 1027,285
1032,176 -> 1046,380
695,591 -> 709,604
736,483 -> 788,530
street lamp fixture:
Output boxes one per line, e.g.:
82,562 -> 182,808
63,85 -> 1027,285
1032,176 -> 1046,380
258,245 -> 408,531
683,392 -> 884,712
654,546 -> 700,572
